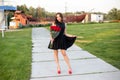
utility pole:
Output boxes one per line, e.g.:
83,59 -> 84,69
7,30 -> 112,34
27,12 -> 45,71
65,2 -> 67,22
65,2 -> 67,14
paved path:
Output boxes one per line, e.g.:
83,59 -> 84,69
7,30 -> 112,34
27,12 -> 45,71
30,28 -> 120,80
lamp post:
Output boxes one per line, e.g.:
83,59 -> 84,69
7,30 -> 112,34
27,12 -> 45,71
5,11 -> 9,29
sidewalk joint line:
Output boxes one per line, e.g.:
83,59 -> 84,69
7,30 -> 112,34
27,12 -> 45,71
30,70 -> 120,79
32,57 -> 97,63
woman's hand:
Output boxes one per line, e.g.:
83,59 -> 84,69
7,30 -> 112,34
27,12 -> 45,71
71,35 -> 76,37
50,37 -> 54,42
65,34 -> 76,37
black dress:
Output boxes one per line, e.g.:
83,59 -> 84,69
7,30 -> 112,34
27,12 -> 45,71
48,22 -> 76,50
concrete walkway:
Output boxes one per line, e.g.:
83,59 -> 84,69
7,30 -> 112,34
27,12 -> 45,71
30,28 -> 120,80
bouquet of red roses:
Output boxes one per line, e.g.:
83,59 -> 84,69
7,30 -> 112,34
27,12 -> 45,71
49,26 -> 61,48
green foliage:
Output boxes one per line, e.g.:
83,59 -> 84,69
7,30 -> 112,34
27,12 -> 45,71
17,4 -> 29,14
17,4 -> 47,19
21,23 -> 51,28
17,4 -> 120,22
0,28 -> 32,80
108,8 -> 120,20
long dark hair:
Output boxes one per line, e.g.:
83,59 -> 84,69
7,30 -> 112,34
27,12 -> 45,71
55,12 -> 63,24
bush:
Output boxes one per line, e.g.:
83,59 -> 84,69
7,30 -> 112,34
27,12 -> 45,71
109,20 -> 120,23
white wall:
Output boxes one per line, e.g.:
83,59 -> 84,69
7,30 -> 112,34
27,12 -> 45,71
0,9 -> 5,29
91,14 -> 104,22
0,0 -> 5,28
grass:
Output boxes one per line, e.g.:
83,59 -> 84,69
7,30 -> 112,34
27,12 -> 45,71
66,23 -> 120,69
0,28 -> 32,80
0,22 -> 119,80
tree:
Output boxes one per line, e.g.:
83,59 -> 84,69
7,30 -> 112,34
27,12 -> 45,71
108,8 -> 120,20
117,10 -> 120,20
17,4 -> 29,14
29,6 -> 35,17
17,5 -> 48,20
36,7 -> 44,18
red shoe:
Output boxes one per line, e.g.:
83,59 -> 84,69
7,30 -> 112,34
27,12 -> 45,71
57,70 -> 61,74
68,70 -> 72,74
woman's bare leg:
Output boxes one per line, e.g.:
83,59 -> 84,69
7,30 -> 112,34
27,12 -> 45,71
54,50 -> 61,73
61,49 -> 72,73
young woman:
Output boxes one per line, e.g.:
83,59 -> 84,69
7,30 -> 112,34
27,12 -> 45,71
48,12 -> 76,74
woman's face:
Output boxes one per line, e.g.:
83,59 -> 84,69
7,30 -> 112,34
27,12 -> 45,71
56,14 -> 62,22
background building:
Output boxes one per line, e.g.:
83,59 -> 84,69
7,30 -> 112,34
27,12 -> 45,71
83,13 -> 104,23
9,10 -> 28,29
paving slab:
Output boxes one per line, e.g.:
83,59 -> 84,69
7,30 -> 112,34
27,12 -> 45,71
31,58 -> 119,78
32,47 -> 52,53
30,28 -> 120,80
30,71 -> 120,80
32,28 -> 50,36
32,40 -> 50,44
32,45 -> 82,53
32,41 -> 50,47
32,50 -> 96,62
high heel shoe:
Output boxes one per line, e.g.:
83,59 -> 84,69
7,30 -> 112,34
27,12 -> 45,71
68,70 -> 72,74
57,67 -> 61,74
57,70 -> 61,74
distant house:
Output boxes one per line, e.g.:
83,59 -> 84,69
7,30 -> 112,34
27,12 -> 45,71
65,13 -> 86,23
83,13 -> 104,23
9,10 -> 28,29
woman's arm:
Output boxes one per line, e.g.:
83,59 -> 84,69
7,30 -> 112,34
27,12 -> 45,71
50,22 -> 56,41
64,29 -> 76,37
64,27 -> 76,37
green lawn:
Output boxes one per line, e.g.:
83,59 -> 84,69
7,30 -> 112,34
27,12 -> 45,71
0,28 -> 32,80
0,23 -> 120,80
66,23 -> 120,69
